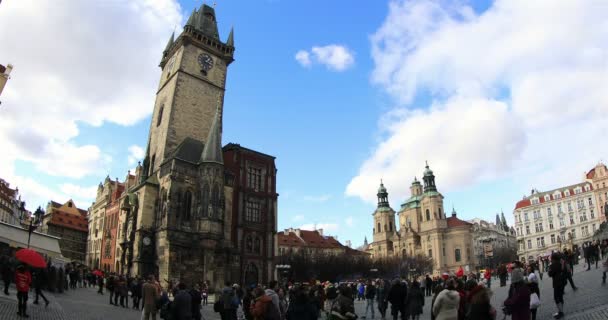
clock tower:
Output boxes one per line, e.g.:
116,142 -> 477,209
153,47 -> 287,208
144,4 -> 235,176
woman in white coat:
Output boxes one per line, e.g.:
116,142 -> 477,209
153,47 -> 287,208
432,279 -> 461,320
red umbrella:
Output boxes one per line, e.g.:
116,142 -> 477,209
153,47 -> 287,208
92,270 -> 103,277
15,248 -> 46,268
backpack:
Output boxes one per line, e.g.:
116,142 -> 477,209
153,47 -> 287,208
264,300 -> 281,320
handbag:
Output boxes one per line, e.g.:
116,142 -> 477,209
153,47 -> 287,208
530,293 -> 540,309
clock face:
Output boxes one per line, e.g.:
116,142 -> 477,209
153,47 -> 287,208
143,236 -> 151,246
198,53 -> 214,71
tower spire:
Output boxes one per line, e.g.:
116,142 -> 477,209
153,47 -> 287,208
164,32 -> 175,53
227,26 -> 234,47
200,104 -> 223,164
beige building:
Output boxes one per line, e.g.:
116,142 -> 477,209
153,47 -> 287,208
41,200 -> 88,263
513,182 -> 600,262
469,217 -> 516,267
586,162 -> 608,223
278,228 -> 347,256
370,163 -> 475,275
86,176 -> 117,269
0,178 -> 23,226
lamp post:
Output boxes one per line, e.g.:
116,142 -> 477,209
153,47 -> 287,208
24,206 -> 43,249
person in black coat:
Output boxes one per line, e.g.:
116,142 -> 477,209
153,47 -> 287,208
0,255 -> 13,296
387,279 -> 408,320
32,269 -> 49,307
286,286 -> 317,320
548,253 -> 565,319
190,284 -> 202,320
406,281 -> 424,320
173,283 -> 192,320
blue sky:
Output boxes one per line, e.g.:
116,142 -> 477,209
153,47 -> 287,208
0,0 -> 606,247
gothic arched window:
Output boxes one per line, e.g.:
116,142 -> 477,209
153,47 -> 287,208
246,236 -> 253,253
254,237 -> 261,254
156,105 -> 164,127
426,209 -> 431,221
212,185 -> 220,206
183,191 -> 193,219
202,184 -> 210,217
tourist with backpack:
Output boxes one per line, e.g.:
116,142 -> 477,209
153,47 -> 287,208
217,281 -> 238,320
251,287 -> 281,320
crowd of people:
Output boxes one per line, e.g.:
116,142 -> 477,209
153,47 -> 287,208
1,239 -> 607,319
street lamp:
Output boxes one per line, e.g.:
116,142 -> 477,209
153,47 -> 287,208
22,206 -> 44,248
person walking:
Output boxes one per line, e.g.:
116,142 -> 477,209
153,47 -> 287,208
527,265 -> 540,320
15,265 -> 32,318
32,269 -> 50,307
548,253 -> 565,319
0,254 -> 13,296
362,279 -> 376,319
432,278 -> 460,320
406,280 -> 424,320
484,269 -> 492,288
173,283 -> 193,320
286,285 -> 316,320
202,287 -> 208,306
190,284 -> 203,320
467,285 -> 496,320
387,279 -> 407,320
107,275 -> 116,305
97,274 -> 104,295
425,275 -> 433,297
562,251 -> 577,292
503,268 -> 531,320
376,279 -> 388,320
142,275 -> 160,320
219,281 -> 238,320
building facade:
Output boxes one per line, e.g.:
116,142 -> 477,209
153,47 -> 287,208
100,179 -> 126,273
370,164 -> 476,275
86,176 -> 115,269
42,200 -> 88,263
93,5 -> 277,289
586,162 -> 608,223
278,228 -> 346,256
223,143 -> 278,287
469,215 -> 516,268
513,182 -> 599,262
0,178 -> 24,226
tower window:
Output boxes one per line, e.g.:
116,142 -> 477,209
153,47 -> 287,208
247,166 -> 262,191
377,223 -> 381,233
156,105 -> 164,127
183,191 -> 192,219
389,222 -> 393,232
426,209 -> 431,221
149,155 -> 156,175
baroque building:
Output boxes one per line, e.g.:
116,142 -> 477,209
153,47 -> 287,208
86,176 -> 116,269
42,200 -> 88,263
469,215 -> 516,267
97,4 -> 277,289
513,182 -> 598,262
370,163 -> 475,274
0,178 -> 24,226
586,162 -> 608,222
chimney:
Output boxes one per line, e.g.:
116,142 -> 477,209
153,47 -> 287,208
317,228 -> 323,236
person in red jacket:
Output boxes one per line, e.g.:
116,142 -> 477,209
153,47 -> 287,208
15,264 -> 32,318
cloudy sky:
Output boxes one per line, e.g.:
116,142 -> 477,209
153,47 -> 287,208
0,0 -> 606,247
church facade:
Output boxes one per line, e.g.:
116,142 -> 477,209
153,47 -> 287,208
370,163 -> 475,275
93,5 -> 277,289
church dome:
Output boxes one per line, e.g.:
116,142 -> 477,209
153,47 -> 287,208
423,162 -> 434,176
377,181 -> 387,194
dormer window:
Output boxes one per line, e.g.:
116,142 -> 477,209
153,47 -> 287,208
531,198 -> 539,205
564,190 -> 570,197
584,184 -> 591,192
544,195 -> 550,202
554,192 -> 561,199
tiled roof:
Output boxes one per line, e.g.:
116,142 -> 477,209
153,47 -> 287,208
278,229 -> 345,249
447,215 -> 472,228
514,182 -> 593,210
48,210 -> 88,232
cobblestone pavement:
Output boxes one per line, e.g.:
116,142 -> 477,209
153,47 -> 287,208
1,264 -> 606,319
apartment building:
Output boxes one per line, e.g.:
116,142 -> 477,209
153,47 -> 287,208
513,182 -> 600,262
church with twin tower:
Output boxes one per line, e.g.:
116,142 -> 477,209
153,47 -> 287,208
118,4 -> 278,288
371,163 -> 475,274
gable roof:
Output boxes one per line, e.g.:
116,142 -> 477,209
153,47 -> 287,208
447,215 -> 472,228
514,182 -> 593,210
168,137 -> 205,164
278,229 -> 346,249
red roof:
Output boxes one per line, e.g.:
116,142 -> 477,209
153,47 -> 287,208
447,215 -> 472,228
48,210 -> 88,232
514,182 -> 593,210
587,168 -> 596,179
278,229 -> 345,249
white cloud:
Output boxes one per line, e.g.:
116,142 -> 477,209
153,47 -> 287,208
127,145 -> 146,165
59,183 -> 99,204
348,0 -> 608,204
299,223 -> 339,233
295,45 -> 355,71
0,0 -> 182,182
294,50 -> 311,67
302,194 -> 332,203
